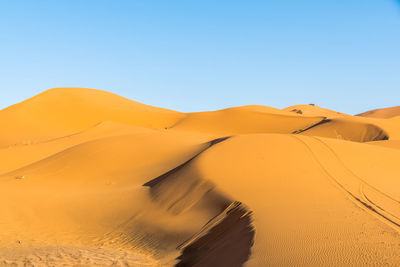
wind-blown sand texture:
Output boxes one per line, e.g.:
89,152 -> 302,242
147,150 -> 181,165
1,88 -> 400,266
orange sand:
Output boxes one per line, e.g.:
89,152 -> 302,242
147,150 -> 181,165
1,88 -> 400,266
357,106 -> 400,119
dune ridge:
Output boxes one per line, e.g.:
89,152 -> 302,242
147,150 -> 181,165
357,106 -> 400,119
298,118 -> 389,142
1,87 -> 400,266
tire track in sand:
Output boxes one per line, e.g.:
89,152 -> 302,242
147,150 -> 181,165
292,135 -> 400,231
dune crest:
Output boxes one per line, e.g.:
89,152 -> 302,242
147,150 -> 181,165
357,106 -> 400,119
171,106 -> 325,136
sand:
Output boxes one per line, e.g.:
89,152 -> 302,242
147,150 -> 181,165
0,87 -> 399,266
357,106 -> 400,119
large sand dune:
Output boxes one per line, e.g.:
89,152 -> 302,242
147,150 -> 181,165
1,88 -> 400,266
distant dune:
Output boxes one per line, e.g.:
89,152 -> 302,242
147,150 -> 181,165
1,88 -> 400,266
357,106 -> 400,119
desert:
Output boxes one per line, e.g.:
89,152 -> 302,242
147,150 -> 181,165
0,87 -> 400,266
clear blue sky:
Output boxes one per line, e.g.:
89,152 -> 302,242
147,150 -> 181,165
0,0 -> 399,114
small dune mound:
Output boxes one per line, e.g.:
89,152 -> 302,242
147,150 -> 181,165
357,106 -> 400,119
298,118 -> 389,142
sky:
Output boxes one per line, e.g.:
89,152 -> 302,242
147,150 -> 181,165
0,0 -> 399,114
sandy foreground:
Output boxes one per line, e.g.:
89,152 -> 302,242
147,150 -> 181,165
1,88 -> 400,266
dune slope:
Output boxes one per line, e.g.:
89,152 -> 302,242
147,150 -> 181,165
180,134 -> 400,265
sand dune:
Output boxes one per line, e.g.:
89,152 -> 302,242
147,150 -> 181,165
183,134 -> 400,266
1,87 -> 400,266
171,105 -> 325,135
0,88 -> 184,148
357,106 -> 400,119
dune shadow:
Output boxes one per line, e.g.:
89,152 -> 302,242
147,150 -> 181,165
176,201 -> 255,267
